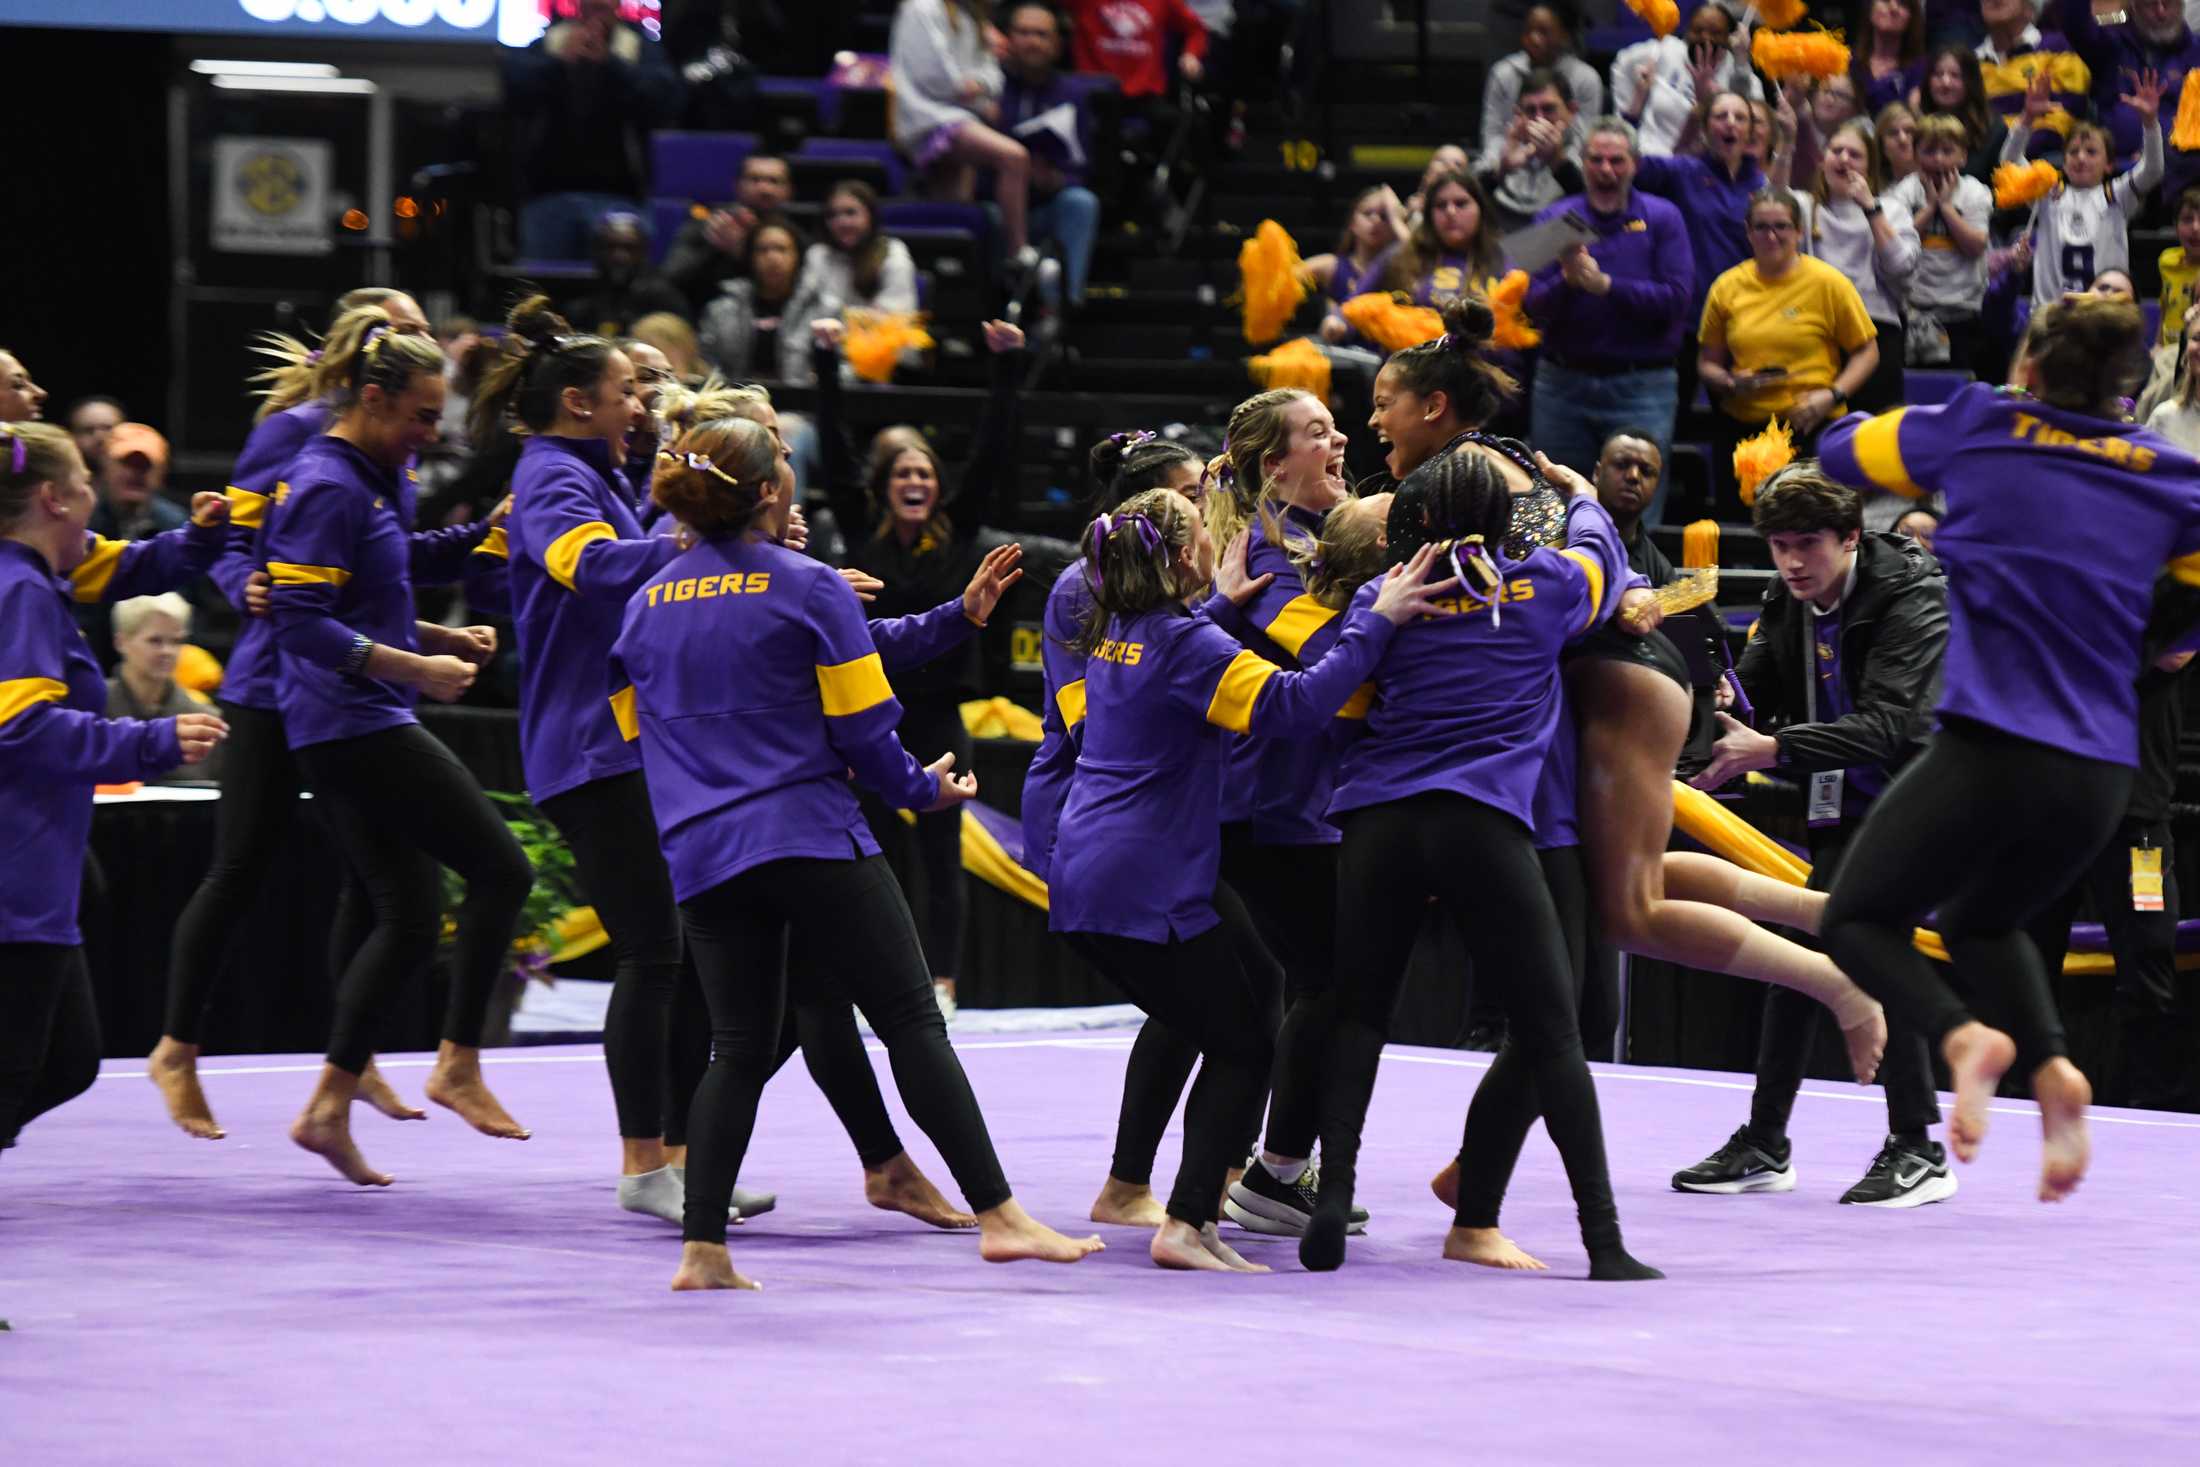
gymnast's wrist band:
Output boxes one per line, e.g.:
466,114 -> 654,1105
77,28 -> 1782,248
341,635 -> 376,678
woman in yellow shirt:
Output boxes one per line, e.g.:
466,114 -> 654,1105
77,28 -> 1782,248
1697,190 -> 1880,515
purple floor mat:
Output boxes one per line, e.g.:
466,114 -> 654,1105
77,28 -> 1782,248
5,1031 -> 2199,1463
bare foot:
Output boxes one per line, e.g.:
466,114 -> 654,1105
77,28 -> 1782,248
1150,1219 -> 1234,1271
357,1061 -> 426,1122
977,1199 -> 1105,1263
2033,1057 -> 2092,1203
1442,1225 -> 1548,1270
424,1044 -> 530,1139
291,1103 -> 393,1186
1090,1176 -> 1169,1227
865,1152 -> 977,1229
1942,1022 -> 2017,1164
670,1242 -> 762,1292
148,1038 -> 223,1140
1841,1005 -> 1888,1085
1430,1158 -> 1460,1211
1196,1222 -> 1270,1273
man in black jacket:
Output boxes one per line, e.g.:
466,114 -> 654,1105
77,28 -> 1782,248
1673,466 -> 1957,1207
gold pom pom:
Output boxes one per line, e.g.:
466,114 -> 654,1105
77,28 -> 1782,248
1488,270 -> 1541,350
1624,0 -> 1681,38
1992,157 -> 2061,208
1680,519 -> 1721,571
841,310 -> 935,384
1340,291 -> 1447,353
1754,0 -> 1809,29
1248,337 -> 1333,398
1235,219 -> 1312,345
2171,71 -> 2200,150
1751,26 -> 1851,82
1732,418 -> 1796,507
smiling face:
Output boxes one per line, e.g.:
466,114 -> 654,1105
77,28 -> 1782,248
1370,363 -> 1456,481
1747,200 -> 1801,271
1582,129 -> 1637,207
2064,131 -> 2108,188
1927,53 -> 1967,109
1706,93 -> 1752,159
1427,180 -> 1481,253
0,351 -> 46,422
888,445 -> 942,528
585,350 -> 642,464
1267,395 -> 1349,509
1175,489 -> 1218,585
1686,5 -> 1731,49
385,369 -> 448,466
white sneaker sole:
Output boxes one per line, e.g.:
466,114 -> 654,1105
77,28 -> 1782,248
1672,1165 -> 1799,1195
1844,1170 -> 1958,1208
1222,1188 -> 1370,1237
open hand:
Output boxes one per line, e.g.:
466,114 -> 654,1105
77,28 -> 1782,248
1213,528 -> 1275,606
2122,67 -> 2166,127
1369,542 -> 1464,624
961,542 -> 1024,625
838,566 -> 885,602
1533,449 -> 1596,499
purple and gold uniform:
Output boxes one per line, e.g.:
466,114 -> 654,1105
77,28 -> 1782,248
1819,384 -> 2200,766
1329,496 -> 1630,829
222,401 -> 501,712
1049,601 -> 1398,944
506,435 -> 679,802
607,537 -> 943,903
1237,504 -> 1350,846
259,436 -> 427,750
0,541 -> 183,945
1021,561 -> 1094,884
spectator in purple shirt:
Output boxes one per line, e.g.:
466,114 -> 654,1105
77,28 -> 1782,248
1000,2 -> 1103,307
2058,0 -> 2200,213
1527,118 -> 1695,527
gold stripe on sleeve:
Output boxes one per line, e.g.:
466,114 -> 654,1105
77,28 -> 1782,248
1204,649 -> 1279,734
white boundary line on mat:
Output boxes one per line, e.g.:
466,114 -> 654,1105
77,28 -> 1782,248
96,1033 -> 2200,1130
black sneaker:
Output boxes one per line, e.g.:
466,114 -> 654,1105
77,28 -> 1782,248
1838,1135 -> 1957,1208
1671,1127 -> 1797,1195
1224,1158 -> 1369,1236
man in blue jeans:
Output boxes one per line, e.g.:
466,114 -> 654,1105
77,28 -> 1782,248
1001,2 -> 1102,308
1525,116 -> 1693,526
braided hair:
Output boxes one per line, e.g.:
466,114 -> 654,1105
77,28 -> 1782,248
1069,485 -> 1204,655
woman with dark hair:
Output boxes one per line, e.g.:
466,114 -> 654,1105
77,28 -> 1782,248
815,317 -> 1026,1016
1295,442 -> 1660,1280
1915,44 -> 2009,182
1817,295 -> 2200,1203
1307,187 -> 1406,346
259,322 -> 536,1186
1698,189 -> 1881,513
1049,485 -> 1452,1272
790,181 -> 919,327
1853,0 -> 1928,115
697,216 -> 818,384
1382,171 -> 1506,308
0,421 -> 227,1161
618,415 -> 1102,1291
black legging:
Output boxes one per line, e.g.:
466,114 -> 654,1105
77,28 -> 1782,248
678,853 -> 1011,1245
164,703 -> 296,1042
1320,791 -> 1630,1261
1221,826 -> 1334,1161
1102,877 -> 1280,1188
1750,824 -> 1940,1141
0,944 -> 100,1154
660,945 -> 911,1167
540,772 -> 685,1140
296,724 -> 534,1075
1067,915 -> 1276,1227
1822,718 -> 2132,1072
863,692 -> 969,980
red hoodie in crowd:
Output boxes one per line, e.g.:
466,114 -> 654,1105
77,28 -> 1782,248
1069,0 -> 1207,98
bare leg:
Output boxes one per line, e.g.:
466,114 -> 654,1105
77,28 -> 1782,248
1941,1021 -> 2016,1164
671,1242 -> 762,1292
1663,852 -> 1829,935
290,1065 -> 392,1186
1091,1175 -> 1170,1228
975,1197 -> 1105,1263
2032,1056 -> 2091,1202
865,1150 -> 978,1228
148,1036 -> 223,1140
1572,660 -> 1886,1081
664,1143 -> 687,1170
1430,1158 -> 1459,1210
943,121 -> 1032,253
423,1041 -> 530,1140
356,1059 -> 426,1121
622,1136 -> 668,1176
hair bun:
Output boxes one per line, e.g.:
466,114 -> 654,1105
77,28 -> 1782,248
1440,296 -> 1495,352
506,294 -> 573,351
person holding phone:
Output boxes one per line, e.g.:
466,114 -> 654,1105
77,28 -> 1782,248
1698,190 -> 1881,515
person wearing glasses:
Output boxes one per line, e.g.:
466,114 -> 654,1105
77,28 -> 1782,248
1697,190 -> 1881,515
1475,68 -> 1585,235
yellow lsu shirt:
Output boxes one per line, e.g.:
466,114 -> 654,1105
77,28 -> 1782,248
1699,255 -> 1877,424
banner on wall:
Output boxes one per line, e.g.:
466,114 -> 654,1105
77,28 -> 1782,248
211,137 -> 334,256
0,0 -> 658,47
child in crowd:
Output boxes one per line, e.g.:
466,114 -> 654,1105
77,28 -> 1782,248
2005,75 -> 2164,309
2157,188 -> 2200,353
1887,115 -> 1992,371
